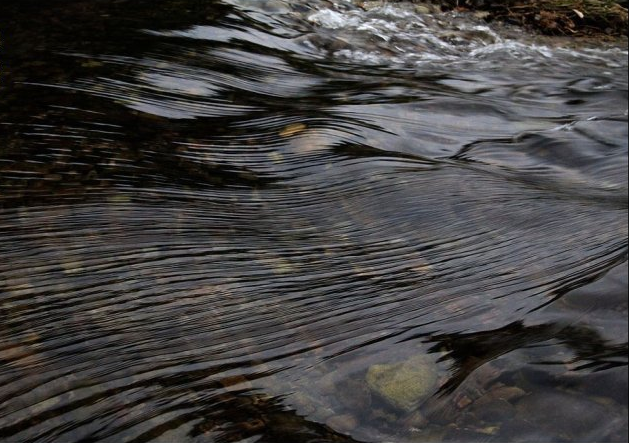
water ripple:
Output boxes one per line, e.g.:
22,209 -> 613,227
0,0 -> 627,442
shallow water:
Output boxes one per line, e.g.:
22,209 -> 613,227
0,1 -> 627,442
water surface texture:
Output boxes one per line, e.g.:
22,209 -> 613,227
1,1 -> 627,442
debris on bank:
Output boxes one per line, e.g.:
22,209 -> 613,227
378,0 -> 628,36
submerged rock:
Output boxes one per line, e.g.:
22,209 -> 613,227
511,390 -> 625,441
325,414 -> 359,433
366,354 -> 438,412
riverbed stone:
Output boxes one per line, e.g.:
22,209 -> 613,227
513,391 -> 619,440
414,4 -> 432,15
366,354 -> 438,412
337,377 -> 372,411
470,398 -> 516,423
326,414 -> 358,433
400,409 -> 428,428
358,1 -> 384,11
486,385 -> 526,403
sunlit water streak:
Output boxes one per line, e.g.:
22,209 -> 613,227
0,0 -> 627,442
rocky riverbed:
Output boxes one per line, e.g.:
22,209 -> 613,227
377,0 -> 628,36
0,0 -> 627,442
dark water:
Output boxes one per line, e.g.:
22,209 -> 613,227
1,1 -> 627,442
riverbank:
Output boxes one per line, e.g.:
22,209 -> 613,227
376,0 -> 628,37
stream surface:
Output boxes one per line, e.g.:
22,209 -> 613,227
0,1 -> 627,442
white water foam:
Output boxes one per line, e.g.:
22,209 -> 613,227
303,2 -> 627,69
217,0 -> 627,69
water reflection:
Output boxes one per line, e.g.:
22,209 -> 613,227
0,0 -> 627,442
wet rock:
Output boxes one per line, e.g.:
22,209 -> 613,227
416,3 -> 442,14
279,123 -> 307,138
290,128 -> 331,155
575,367 -> 628,405
513,391 -> 620,441
463,384 -> 527,420
337,377 -> 372,411
318,372 -> 338,396
497,418 -> 563,443
455,394 -> 473,409
357,1 -> 384,11
486,385 -> 526,403
443,426 -> 495,442
560,263 -> 627,312
422,362 -> 503,424
414,4 -> 431,14
326,414 -> 358,433
468,363 -> 503,393
219,375 -> 252,392
366,354 -> 438,412
473,10 -> 491,19
309,405 -> 337,423
370,407 -> 398,425
358,1 -> 441,15
469,398 -> 515,423
400,409 -> 428,428
402,425 -> 447,442
290,392 -> 317,415
227,0 -> 292,14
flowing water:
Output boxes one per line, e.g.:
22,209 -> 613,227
1,1 -> 627,442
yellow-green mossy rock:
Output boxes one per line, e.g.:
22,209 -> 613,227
366,354 -> 438,412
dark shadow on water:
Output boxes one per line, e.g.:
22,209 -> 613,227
425,320 -> 628,398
